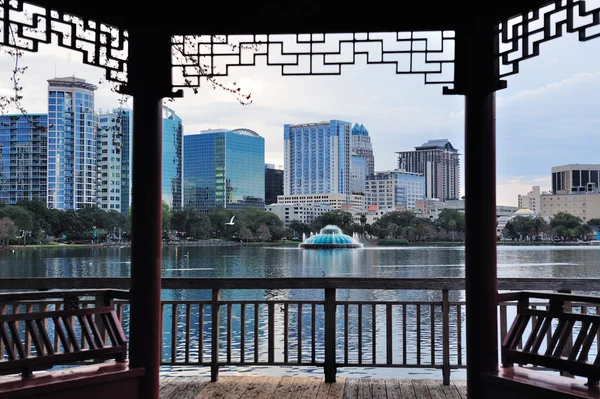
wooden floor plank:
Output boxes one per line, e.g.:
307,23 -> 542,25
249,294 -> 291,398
241,377 -> 268,399
314,380 -> 332,399
370,379 -> 387,399
221,376 -> 256,399
440,382 -> 461,399
285,377 -> 312,399
269,376 -> 297,399
423,380 -> 446,399
358,378 -> 372,399
195,376 -> 242,399
412,380 -> 432,399
399,379 -> 417,399
301,377 -> 324,399
158,377 -> 469,399
326,378 -> 345,399
452,381 -> 467,399
343,378 -> 360,399
384,379 -> 402,399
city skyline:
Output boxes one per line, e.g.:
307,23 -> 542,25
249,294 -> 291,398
1,33 -> 599,205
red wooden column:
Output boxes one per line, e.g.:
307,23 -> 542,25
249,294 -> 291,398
125,26 -> 173,399
461,18 -> 502,399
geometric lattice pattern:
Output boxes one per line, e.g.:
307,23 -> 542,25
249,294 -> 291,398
498,0 -> 600,78
172,31 -> 456,89
0,0 -> 127,84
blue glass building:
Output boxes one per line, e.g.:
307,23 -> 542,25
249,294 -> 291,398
47,77 -> 97,209
162,106 -> 183,210
0,114 -> 48,204
183,128 -> 265,212
351,155 -> 367,194
283,120 -> 352,196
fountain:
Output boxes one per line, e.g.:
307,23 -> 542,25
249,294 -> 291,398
299,225 -> 363,249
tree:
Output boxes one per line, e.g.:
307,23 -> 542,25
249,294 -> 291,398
448,219 -> 457,242
312,209 -> 353,232
238,226 -> 253,242
256,223 -> 272,242
0,205 -> 32,234
288,220 -> 312,237
551,212 -> 583,241
162,201 -> 172,234
436,209 -> 465,233
387,223 -> 398,239
0,217 -> 15,247
586,218 -> 600,231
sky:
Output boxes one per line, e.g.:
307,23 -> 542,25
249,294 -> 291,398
1,26 -> 599,207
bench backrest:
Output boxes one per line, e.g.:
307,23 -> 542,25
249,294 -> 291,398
501,291 -> 600,384
0,306 -> 126,377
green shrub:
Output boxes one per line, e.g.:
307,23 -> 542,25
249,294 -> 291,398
379,238 -> 410,246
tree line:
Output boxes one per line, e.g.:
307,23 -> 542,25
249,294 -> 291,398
1,200 -> 596,247
503,212 -> 599,241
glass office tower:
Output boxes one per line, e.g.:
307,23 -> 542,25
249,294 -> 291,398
184,128 -> 265,212
0,114 -> 48,204
162,106 -> 183,210
47,77 -> 97,209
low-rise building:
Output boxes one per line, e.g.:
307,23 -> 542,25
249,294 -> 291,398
540,192 -> 600,222
416,199 -> 518,220
276,193 -> 365,211
518,186 -> 542,213
266,203 -> 330,227
352,205 -> 398,225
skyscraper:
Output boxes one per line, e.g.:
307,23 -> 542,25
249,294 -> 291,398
265,164 -> 283,205
162,106 -> 183,211
396,139 -> 460,200
0,114 -> 48,204
366,170 -> 425,210
183,128 -> 265,211
283,120 -> 352,196
351,123 -> 375,176
96,108 -> 132,214
47,77 -> 97,210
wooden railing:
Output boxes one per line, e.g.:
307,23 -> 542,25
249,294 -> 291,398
1,278 -> 599,385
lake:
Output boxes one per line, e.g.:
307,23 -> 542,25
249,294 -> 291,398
1,244 -> 599,379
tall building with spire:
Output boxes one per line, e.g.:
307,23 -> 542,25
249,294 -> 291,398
396,139 -> 460,201
351,123 -> 375,176
162,105 -> 183,211
47,77 -> 97,210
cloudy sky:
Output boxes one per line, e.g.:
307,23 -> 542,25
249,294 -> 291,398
1,28 -> 599,207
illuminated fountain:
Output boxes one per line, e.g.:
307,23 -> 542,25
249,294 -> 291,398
299,225 -> 363,249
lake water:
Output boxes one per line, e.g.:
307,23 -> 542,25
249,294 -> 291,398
2,244 -> 599,379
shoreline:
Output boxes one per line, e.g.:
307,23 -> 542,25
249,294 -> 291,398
3,240 -> 600,250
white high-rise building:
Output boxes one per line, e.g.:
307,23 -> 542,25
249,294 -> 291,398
96,109 -> 132,213
47,77 -> 97,210
396,139 -> 460,201
283,120 -> 352,196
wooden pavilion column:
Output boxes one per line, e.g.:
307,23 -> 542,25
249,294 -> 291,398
125,25 -> 174,399
461,18 -> 503,399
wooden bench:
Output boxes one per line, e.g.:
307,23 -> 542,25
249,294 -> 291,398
483,291 -> 600,398
0,290 -> 143,399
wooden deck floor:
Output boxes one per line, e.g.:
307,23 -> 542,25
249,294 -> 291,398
159,376 -> 467,399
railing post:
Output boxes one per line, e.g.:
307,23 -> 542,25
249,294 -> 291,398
95,291 -> 114,343
442,289 -> 451,385
211,288 -> 220,382
268,302 -> 275,363
558,289 -> 574,378
324,288 -> 337,383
